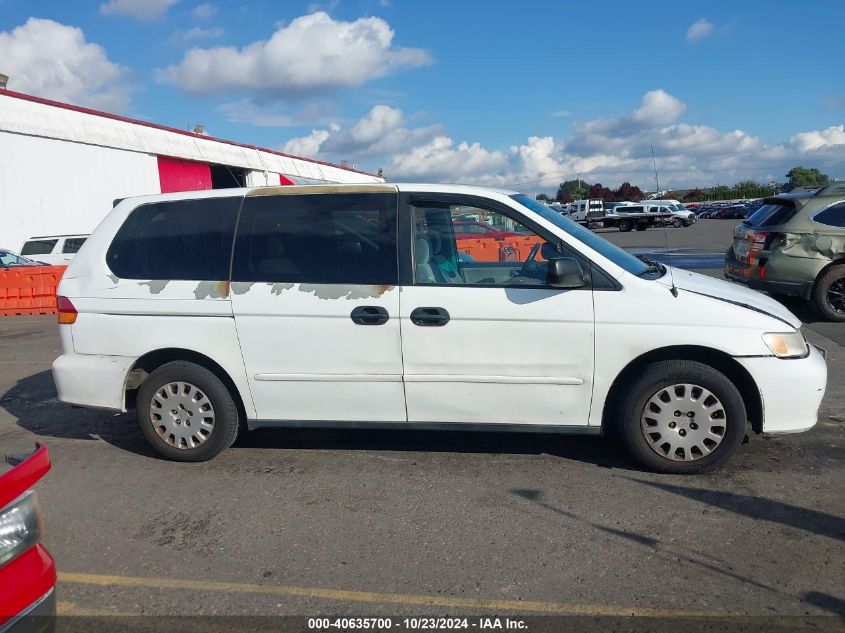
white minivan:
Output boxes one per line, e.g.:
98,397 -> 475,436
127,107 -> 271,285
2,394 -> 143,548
52,184 -> 827,473
21,234 -> 89,265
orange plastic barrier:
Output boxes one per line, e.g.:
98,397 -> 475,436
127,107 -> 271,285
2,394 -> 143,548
0,265 -> 67,316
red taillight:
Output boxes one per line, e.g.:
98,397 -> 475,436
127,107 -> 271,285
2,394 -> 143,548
56,296 -> 77,325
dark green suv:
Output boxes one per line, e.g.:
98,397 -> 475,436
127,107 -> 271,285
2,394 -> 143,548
725,182 -> 845,321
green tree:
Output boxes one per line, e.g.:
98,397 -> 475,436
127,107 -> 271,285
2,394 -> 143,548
535,193 -> 552,202
786,166 -> 829,191
556,179 -> 590,201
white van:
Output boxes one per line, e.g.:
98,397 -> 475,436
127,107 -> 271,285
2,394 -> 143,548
643,200 -> 697,227
52,184 -> 827,473
20,235 -> 89,265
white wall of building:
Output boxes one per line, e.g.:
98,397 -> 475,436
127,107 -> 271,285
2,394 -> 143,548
0,131 -> 161,251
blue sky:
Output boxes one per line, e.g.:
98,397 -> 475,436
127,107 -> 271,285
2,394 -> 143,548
1,0 -> 843,191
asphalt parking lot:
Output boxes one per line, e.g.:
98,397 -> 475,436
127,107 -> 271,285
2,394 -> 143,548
1,219 -> 843,626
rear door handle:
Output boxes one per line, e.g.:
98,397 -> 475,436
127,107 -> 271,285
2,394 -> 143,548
350,306 -> 389,325
410,307 -> 450,327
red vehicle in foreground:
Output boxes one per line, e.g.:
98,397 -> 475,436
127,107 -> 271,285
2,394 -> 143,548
452,221 -> 522,240
0,444 -> 55,633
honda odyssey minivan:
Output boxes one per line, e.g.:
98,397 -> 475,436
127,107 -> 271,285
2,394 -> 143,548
52,184 -> 827,473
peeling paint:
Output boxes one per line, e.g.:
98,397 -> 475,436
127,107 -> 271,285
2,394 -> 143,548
231,281 -> 256,295
298,284 -> 393,300
270,282 -> 294,295
194,280 -> 230,300
139,280 -> 170,294
107,274 -> 119,285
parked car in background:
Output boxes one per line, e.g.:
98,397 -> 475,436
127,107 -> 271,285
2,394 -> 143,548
0,444 -> 56,631
20,235 -> 88,265
725,182 -> 845,321
643,200 -> 696,227
0,249 -> 45,267
53,183 -> 826,474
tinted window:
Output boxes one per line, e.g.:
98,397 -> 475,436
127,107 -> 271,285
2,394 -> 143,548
107,197 -> 240,280
232,193 -> 397,285
745,202 -> 798,227
62,237 -> 87,254
813,202 -> 845,228
21,239 -> 58,255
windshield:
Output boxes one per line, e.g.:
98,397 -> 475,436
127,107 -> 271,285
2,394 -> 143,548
511,194 -> 651,276
0,250 -> 35,266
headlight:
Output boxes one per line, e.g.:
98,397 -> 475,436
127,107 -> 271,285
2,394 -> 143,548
762,331 -> 809,359
0,491 -> 42,566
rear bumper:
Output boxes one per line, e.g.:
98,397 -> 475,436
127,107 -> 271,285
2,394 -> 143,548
724,255 -> 813,300
52,352 -> 135,412
736,344 -> 828,434
0,545 -> 56,633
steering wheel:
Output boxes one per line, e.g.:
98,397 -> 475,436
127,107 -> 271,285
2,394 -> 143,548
517,241 -> 543,278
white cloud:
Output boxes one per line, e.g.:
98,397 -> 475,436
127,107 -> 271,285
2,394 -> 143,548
100,0 -> 179,21
0,18 -> 131,111
789,125 -> 845,152
156,12 -> 432,98
686,18 -> 714,42
276,91 -> 845,190
632,89 -> 687,126
191,3 -> 216,19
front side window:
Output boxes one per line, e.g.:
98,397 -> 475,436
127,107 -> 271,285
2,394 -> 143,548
812,201 -> 845,228
412,201 -> 567,287
0,251 -> 32,266
107,197 -> 240,280
232,193 -> 397,285
21,240 -> 57,256
62,237 -> 87,254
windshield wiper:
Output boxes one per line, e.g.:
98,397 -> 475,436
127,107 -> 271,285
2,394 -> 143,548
635,255 -> 665,277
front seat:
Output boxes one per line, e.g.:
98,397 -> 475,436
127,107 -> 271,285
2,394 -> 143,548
415,236 -> 438,283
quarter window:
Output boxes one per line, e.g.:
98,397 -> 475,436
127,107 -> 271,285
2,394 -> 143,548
232,193 -> 398,285
21,240 -> 57,256
812,202 -> 845,228
107,198 -> 240,280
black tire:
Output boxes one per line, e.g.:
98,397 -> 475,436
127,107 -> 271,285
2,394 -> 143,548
672,217 -> 683,228
635,223 -> 648,231
619,219 -> 633,232
137,361 -> 239,461
811,264 -> 845,322
617,360 -> 746,474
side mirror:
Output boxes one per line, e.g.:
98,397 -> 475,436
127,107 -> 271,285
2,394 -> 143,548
546,257 -> 587,289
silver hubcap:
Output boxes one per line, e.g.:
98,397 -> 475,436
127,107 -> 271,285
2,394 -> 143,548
149,381 -> 215,449
640,383 -> 727,461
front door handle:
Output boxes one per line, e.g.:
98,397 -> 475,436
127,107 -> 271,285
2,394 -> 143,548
410,307 -> 450,327
350,306 -> 389,325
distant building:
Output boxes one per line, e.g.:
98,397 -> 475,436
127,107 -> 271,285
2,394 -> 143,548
0,89 -> 383,250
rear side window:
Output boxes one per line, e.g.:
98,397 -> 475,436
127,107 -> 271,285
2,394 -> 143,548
21,239 -> 57,256
62,237 -> 87,254
232,193 -> 397,285
107,198 -> 240,280
746,202 -> 797,227
812,202 -> 845,228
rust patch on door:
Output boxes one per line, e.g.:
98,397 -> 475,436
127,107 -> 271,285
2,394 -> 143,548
139,280 -> 170,294
193,280 -> 231,299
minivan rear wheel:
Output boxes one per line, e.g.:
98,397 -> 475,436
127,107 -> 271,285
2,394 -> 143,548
619,360 -> 746,474
137,361 -> 239,461
811,264 -> 845,322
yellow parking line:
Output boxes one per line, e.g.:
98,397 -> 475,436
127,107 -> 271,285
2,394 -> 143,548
58,571 -> 716,617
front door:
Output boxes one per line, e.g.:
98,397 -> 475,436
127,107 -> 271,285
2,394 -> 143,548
399,195 -> 596,426
230,190 -> 406,423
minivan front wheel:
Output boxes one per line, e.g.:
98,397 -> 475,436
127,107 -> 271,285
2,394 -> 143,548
137,361 -> 239,461
619,360 -> 746,473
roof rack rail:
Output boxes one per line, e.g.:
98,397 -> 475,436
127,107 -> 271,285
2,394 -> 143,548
813,181 -> 845,197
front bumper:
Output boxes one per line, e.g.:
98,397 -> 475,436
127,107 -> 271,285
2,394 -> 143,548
736,343 -> 828,434
0,544 -> 56,633
0,590 -> 54,633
